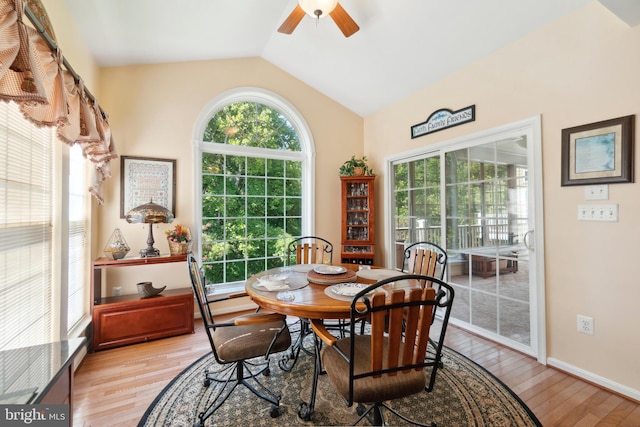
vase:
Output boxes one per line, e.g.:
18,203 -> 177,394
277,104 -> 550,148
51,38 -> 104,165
168,239 -> 191,256
104,228 -> 130,260
353,166 -> 364,176
136,281 -> 166,298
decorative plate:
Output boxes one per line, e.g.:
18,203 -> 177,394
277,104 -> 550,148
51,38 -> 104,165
253,274 -> 308,291
313,265 -> 347,275
331,283 -> 369,296
255,274 -> 290,291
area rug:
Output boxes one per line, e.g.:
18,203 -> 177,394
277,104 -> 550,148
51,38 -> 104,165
139,342 -> 541,427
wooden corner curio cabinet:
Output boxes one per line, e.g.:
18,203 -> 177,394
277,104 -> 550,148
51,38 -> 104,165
340,175 -> 375,265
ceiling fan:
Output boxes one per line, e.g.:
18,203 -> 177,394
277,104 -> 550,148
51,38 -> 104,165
278,0 -> 360,38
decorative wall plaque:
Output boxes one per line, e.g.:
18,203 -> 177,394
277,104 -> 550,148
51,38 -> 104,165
411,105 -> 475,139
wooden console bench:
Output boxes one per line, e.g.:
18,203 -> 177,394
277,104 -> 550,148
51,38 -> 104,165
91,255 -> 194,351
462,252 -> 518,278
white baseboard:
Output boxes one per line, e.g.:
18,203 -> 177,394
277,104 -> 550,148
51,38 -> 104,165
547,357 -> 640,402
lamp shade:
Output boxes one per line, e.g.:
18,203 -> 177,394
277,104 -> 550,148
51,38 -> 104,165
125,200 -> 174,224
125,200 -> 174,257
299,0 -> 338,18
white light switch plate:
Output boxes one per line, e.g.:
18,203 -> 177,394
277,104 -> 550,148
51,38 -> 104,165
585,185 -> 609,200
577,204 -> 618,221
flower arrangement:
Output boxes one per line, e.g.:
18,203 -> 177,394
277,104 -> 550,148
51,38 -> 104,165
165,224 -> 192,255
165,224 -> 191,243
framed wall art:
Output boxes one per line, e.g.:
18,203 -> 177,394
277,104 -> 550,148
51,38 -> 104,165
561,115 -> 634,186
120,156 -> 176,217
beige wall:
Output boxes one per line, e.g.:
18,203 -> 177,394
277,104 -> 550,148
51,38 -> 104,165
46,0 -> 639,398
365,2 -> 640,395
43,1 -> 98,88
95,59 -> 362,295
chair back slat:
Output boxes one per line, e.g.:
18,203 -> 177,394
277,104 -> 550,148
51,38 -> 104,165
370,292 -> 386,375
402,288 -> 423,366
407,249 -> 419,274
386,290 -> 406,374
414,287 -> 436,367
312,245 -> 325,263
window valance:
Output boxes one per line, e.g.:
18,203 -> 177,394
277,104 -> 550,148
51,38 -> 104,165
0,0 -> 116,204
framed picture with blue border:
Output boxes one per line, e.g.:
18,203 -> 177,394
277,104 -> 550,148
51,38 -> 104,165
561,115 -> 634,186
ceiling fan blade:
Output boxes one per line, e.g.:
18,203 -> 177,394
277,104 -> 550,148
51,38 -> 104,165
329,3 -> 360,37
278,5 -> 306,34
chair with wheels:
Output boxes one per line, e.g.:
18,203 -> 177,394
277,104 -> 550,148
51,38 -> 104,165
311,274 -> 455,426
187,255 -> 292,427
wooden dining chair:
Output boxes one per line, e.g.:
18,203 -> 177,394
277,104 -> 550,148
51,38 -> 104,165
281,236 -> 336,372
310,274 -> 455,426
402,241 -> 448,282
402,242 -> 450,369
286,236 -> 334,265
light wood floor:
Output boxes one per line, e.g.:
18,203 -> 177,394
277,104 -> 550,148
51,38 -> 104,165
73,317 -> 640,427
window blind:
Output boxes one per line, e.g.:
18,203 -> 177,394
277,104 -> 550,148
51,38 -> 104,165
67,145 -> 88,331
0,102 -> 54,351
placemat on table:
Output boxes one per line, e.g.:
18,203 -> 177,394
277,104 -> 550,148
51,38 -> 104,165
356,268 -> 406,281
307,269 -> 356,285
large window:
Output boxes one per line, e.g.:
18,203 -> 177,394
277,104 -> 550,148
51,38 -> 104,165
67,144 -> 89,332
196,92 -> 313,288
0,102 -> 89,350
0,102 -> 54,350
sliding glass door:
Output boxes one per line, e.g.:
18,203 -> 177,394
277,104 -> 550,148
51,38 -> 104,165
388,118 -> 545,358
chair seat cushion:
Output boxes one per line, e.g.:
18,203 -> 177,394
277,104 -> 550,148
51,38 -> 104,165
213,321 -> 290,362
321,335 -> 426,403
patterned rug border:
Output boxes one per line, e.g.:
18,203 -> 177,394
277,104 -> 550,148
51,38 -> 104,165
443,345 -> 541,426
139,343 -> 541,427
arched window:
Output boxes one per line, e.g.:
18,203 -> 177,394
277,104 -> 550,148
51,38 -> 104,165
194,88 -> 314,288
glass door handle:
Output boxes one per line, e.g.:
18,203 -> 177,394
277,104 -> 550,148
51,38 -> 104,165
523,230 -> 534,250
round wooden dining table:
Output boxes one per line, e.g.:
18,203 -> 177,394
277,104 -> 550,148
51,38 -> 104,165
244,263 -> 410,320
244,263 -> 413,421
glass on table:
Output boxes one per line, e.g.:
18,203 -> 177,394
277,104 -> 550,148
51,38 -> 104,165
277,290 -> 295,302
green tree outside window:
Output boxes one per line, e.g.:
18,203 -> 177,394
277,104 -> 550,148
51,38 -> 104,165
201,101 -> 304,285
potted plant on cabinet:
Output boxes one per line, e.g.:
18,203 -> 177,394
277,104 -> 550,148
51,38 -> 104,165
339,155 -> 374,176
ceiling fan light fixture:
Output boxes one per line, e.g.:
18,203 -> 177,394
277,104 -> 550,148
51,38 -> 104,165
299,0 -> 338,19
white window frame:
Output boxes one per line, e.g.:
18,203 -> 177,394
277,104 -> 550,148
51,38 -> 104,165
192,87 -> 315,292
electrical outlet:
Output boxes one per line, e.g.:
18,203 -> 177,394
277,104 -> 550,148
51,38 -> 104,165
577,315 -> 594,335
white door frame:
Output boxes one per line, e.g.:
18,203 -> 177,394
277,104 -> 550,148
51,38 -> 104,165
383,116 -> 546,363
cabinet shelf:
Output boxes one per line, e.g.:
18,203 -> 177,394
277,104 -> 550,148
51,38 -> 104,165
90,254 -> 193,351
341,176 -> 375,264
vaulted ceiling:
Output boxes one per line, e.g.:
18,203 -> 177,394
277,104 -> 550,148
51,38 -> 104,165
64,0 -> 615,117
